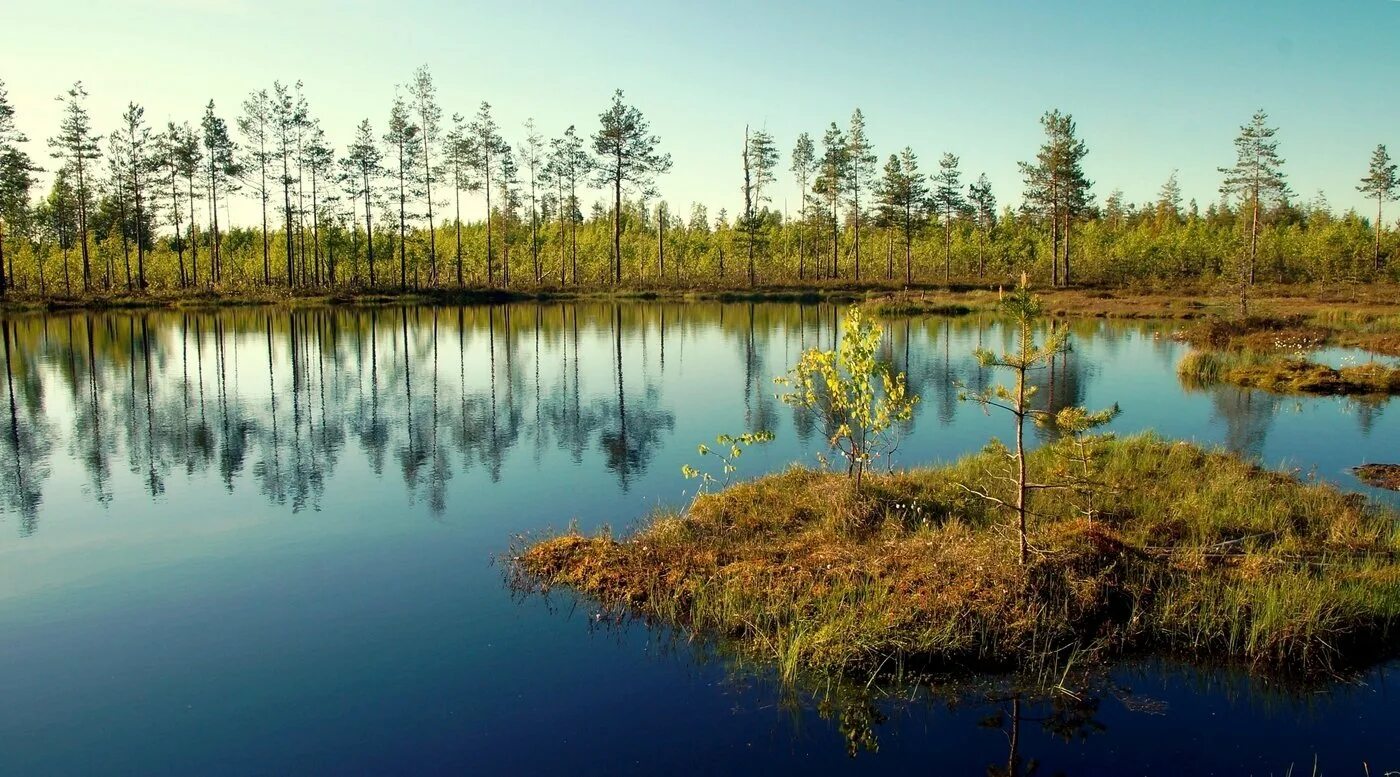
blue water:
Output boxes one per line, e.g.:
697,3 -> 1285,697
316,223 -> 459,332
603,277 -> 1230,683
0,303 -> 1395,775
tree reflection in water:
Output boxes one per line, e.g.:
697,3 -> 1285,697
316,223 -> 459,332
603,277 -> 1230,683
0,303 -> 1389,534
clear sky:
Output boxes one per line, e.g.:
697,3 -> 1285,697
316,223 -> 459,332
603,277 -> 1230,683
4,0 -> 1398,223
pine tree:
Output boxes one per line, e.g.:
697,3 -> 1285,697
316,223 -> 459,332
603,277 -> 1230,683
384,93 -> 422,290
813,122 -> 848,279
874,147 -> 929,286
961,280 -> 1069,565
105,132 -> 134,290
272,82 -> 301,286
339,119 -> 383,286
408,65 -> 441,283
200,100 -> 238,287
444,112 -> 478,288
493,142 -> 519,288
0,78 -> 38,296
932,152 -> 967,282
48,82 -> 101,291
845,109 -> 876,280
789,132 -> 817,281
1020,109 -> 1090,286
291,83 -> 311,283
304,121 -> 333,285
740,126 -> 777,286
1357,144 -> 1397,272
519,119 -> 545,283
967,173 -> 996,278
155,123 -> 190,287
468,102 -> 510,286
1219,109 -> 1288,295
590,89 -> 671,285
238,89 -> 274,284
43,167 -> 79,294
119,103 -> 155,290
1157,169 -> 1182,221
547,125 -> 589,285
171,122 -> 201,287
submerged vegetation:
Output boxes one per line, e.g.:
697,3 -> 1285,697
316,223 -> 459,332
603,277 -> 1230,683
515,434 -> 1400,680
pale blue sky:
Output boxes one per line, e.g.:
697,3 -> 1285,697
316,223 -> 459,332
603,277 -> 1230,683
4,0 -> 1398,222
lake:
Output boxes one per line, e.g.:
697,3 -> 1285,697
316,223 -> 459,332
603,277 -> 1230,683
0,302 -> 1395,775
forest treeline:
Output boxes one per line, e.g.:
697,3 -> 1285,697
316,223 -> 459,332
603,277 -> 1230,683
0,68 -> 1398,298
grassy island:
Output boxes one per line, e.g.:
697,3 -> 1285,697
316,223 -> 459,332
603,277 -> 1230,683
1176,314 -> 1400,396
515,435 -> 1400,681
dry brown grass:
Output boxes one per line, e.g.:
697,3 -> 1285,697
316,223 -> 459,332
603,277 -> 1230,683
1354,464 -> 1400,491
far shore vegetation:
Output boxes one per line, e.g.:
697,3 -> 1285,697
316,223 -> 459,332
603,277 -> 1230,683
2,71 -> 1400,310
513,299 -> 1400,685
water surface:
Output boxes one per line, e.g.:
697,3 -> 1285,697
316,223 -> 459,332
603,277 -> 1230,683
0,303 -> 1395,775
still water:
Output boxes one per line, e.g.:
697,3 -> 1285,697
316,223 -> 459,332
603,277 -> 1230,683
0,303 -> 1395,775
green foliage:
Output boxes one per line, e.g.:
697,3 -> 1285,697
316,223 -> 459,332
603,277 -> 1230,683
9,90 -> 1400,297
680,430 -> 775,491
776,305 -> 917,489
1043,404 -> 1122,521
959,279 -> 1118,563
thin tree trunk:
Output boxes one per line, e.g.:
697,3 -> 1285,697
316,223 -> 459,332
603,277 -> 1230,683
133,155 -> 147,290
423,132 -> 436,286
363,173 -> 375,287
117,181 -> 132,291
613,157 -> 623,285
209,163 -> 221,289
454,167 -> 463,287
1377,196 -> 1384,273
260,132 -> 270,285
311,170 -> 321,287
169,165 -> 185,287
1015,356 -> 1028,565
484,153 -> 494,287
76,158 -> 92,292
187,172 -> 200,288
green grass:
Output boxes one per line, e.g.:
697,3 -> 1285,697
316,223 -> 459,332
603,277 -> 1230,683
513,435 -> 1400,682
1180,311 -> 1400,357
1177,349 -> 1400,395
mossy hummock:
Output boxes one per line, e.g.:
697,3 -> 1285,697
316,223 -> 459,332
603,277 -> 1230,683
515,436 -> 1400,680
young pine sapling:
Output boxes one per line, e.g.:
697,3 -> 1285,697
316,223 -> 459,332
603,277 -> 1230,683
958,279 -> 1117,564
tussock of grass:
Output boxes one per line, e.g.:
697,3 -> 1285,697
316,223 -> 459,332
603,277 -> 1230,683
1354,464 -> 1400,491
1181,312 -> 1400,357
1178,350 -> 1400,395
514,435 -> 1400,680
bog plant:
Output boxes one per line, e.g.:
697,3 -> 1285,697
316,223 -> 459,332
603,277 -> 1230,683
1044,405 -> 1121,523
776,305 -> 917,490
681,430 -> 775,492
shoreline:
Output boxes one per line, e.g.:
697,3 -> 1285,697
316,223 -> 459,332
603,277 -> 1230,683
4,281 -> 1399,318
